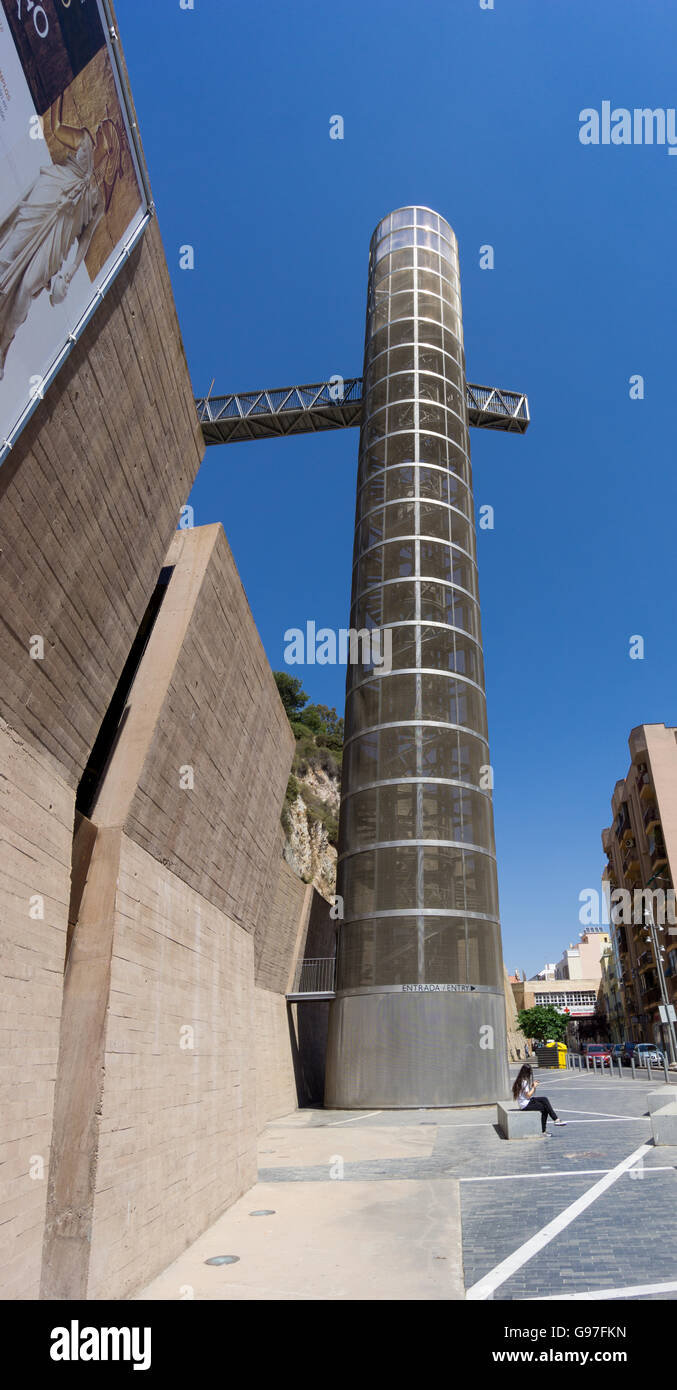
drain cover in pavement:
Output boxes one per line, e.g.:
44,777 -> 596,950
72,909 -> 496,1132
249,1210 -> 275,1216
204,1255 -> 240,1266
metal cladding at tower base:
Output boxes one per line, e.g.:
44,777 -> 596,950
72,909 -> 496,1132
325,207 -> 509,1107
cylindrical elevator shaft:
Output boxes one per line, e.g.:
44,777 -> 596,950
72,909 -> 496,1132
324,207 -> 509,1108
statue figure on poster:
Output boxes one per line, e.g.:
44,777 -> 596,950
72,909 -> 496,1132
0,93 -> 125,379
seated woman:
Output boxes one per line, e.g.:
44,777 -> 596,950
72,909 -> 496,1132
512,1064 -> 567,1135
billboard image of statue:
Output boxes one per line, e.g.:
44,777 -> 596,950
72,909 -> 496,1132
0,0 -> 148,452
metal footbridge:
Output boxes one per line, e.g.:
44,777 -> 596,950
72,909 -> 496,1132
195,379 -> 529,445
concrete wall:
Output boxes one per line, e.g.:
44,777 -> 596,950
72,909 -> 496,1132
88,835 -> 257,1301
0,179 -> 204,1300
39,525 -> 303,1299
0,721 -> 74,1299
0,217 -> 204,789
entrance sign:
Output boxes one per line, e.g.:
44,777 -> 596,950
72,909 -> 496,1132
0,0 -> 150,460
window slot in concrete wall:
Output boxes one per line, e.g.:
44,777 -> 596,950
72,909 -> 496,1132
76,566 -> 175,819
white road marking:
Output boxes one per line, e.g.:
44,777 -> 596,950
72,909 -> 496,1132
460,1167 -> 673,1183
534,1279 -> 677,1301
325,1111 -> 382,1126
552,1118 -> 648,1125
558,1107 -> 645,1120
464,1141 -> 652,1301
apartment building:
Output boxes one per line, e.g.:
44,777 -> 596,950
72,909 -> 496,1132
601,724 -> 677,1048
555,928 -> 610,981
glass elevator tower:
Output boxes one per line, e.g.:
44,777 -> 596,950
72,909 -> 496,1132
324,207 -> 510,1107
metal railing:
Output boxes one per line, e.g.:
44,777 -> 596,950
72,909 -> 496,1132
195,379 -> 530,444
295,957 -> 336,994
565,1051 -> 674,1083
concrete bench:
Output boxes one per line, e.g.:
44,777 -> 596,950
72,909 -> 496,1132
497,1104 -> 542,1139
648,1092 -> 677,1146
647,1088 -> 677,1114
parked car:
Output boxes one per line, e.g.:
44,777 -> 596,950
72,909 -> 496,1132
634,1043 -> 666,1068
617,1042 -> 665,1067
585,1043 -> 612,1067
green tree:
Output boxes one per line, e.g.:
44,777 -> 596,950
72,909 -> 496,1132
273,672 -> 309,721
516,1005 -> 568,1044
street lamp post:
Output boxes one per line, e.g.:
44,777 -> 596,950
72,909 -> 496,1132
643,870 -> 677,1066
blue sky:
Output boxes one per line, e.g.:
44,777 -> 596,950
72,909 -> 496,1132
116,0 -> 677,976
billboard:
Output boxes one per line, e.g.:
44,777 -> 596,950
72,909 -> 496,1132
0,0 -> 150,458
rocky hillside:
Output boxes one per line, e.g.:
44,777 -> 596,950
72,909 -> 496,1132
275,673 -> 341,902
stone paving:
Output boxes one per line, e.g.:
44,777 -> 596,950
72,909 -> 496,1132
137,1068 -> 677,1301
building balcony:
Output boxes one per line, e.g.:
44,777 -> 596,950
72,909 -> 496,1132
622,845 -> 640,875
648,834 -> 668,867
638,772 -> 654,801
643,803 -> 660,833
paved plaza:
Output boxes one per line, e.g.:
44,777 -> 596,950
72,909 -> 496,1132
137,1068 -> 677,1302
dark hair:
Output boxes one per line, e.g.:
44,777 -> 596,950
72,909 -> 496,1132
512,1064 -> 533,1100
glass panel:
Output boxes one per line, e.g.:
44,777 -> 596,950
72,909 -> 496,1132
385,433 -> 416,466
388,345 -> 416,375
420,581 -> 453,625
388,373 -> 415,403
419,433 -> 449,467
389,291 -> 416,320
424,918 -> 467,983
384,501 -> 416,539
418,373 -> 446,404
418,291 -> 444,322
420,626 -> 455,672
359,547 -> 384,590
379,726 -> 418,780
420,501 -> 451,542
359,511 -> 384,550
417,270 -> 442,297
461,789 -> 493,849
345,788 -> 378,845
456,730 -> 490,782
362,475 -> 386,511
383,581 -> 417,623
389,318 -> 416,348
347,731 -> 378,789
380,672 -> 416,722
416,228 -> 441,253
366,381 -> 387,415
378,783 -> 417,840
452,634 -> 483,684
421,673 -> 459,726
392,209 -> 415,230
423,847 -> 465,910
463,852 -> 499,917
419,401 -> 447,434
389,624 -> 418,670
390,247 -> 414,271
455,682 -> 488,738
420,541 -> 453,583
416,208 -> 439,230
386,465 -> 416,500
353,587 -> 382,630
417,319 -> 444,350
416,248 -> 442,275
421,783 -> 464,840
419,467 -> 448,502
420,726 -> 459,779
387,401 -> 416,431
382,540 -> 415,579
465,920 -> 502,988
